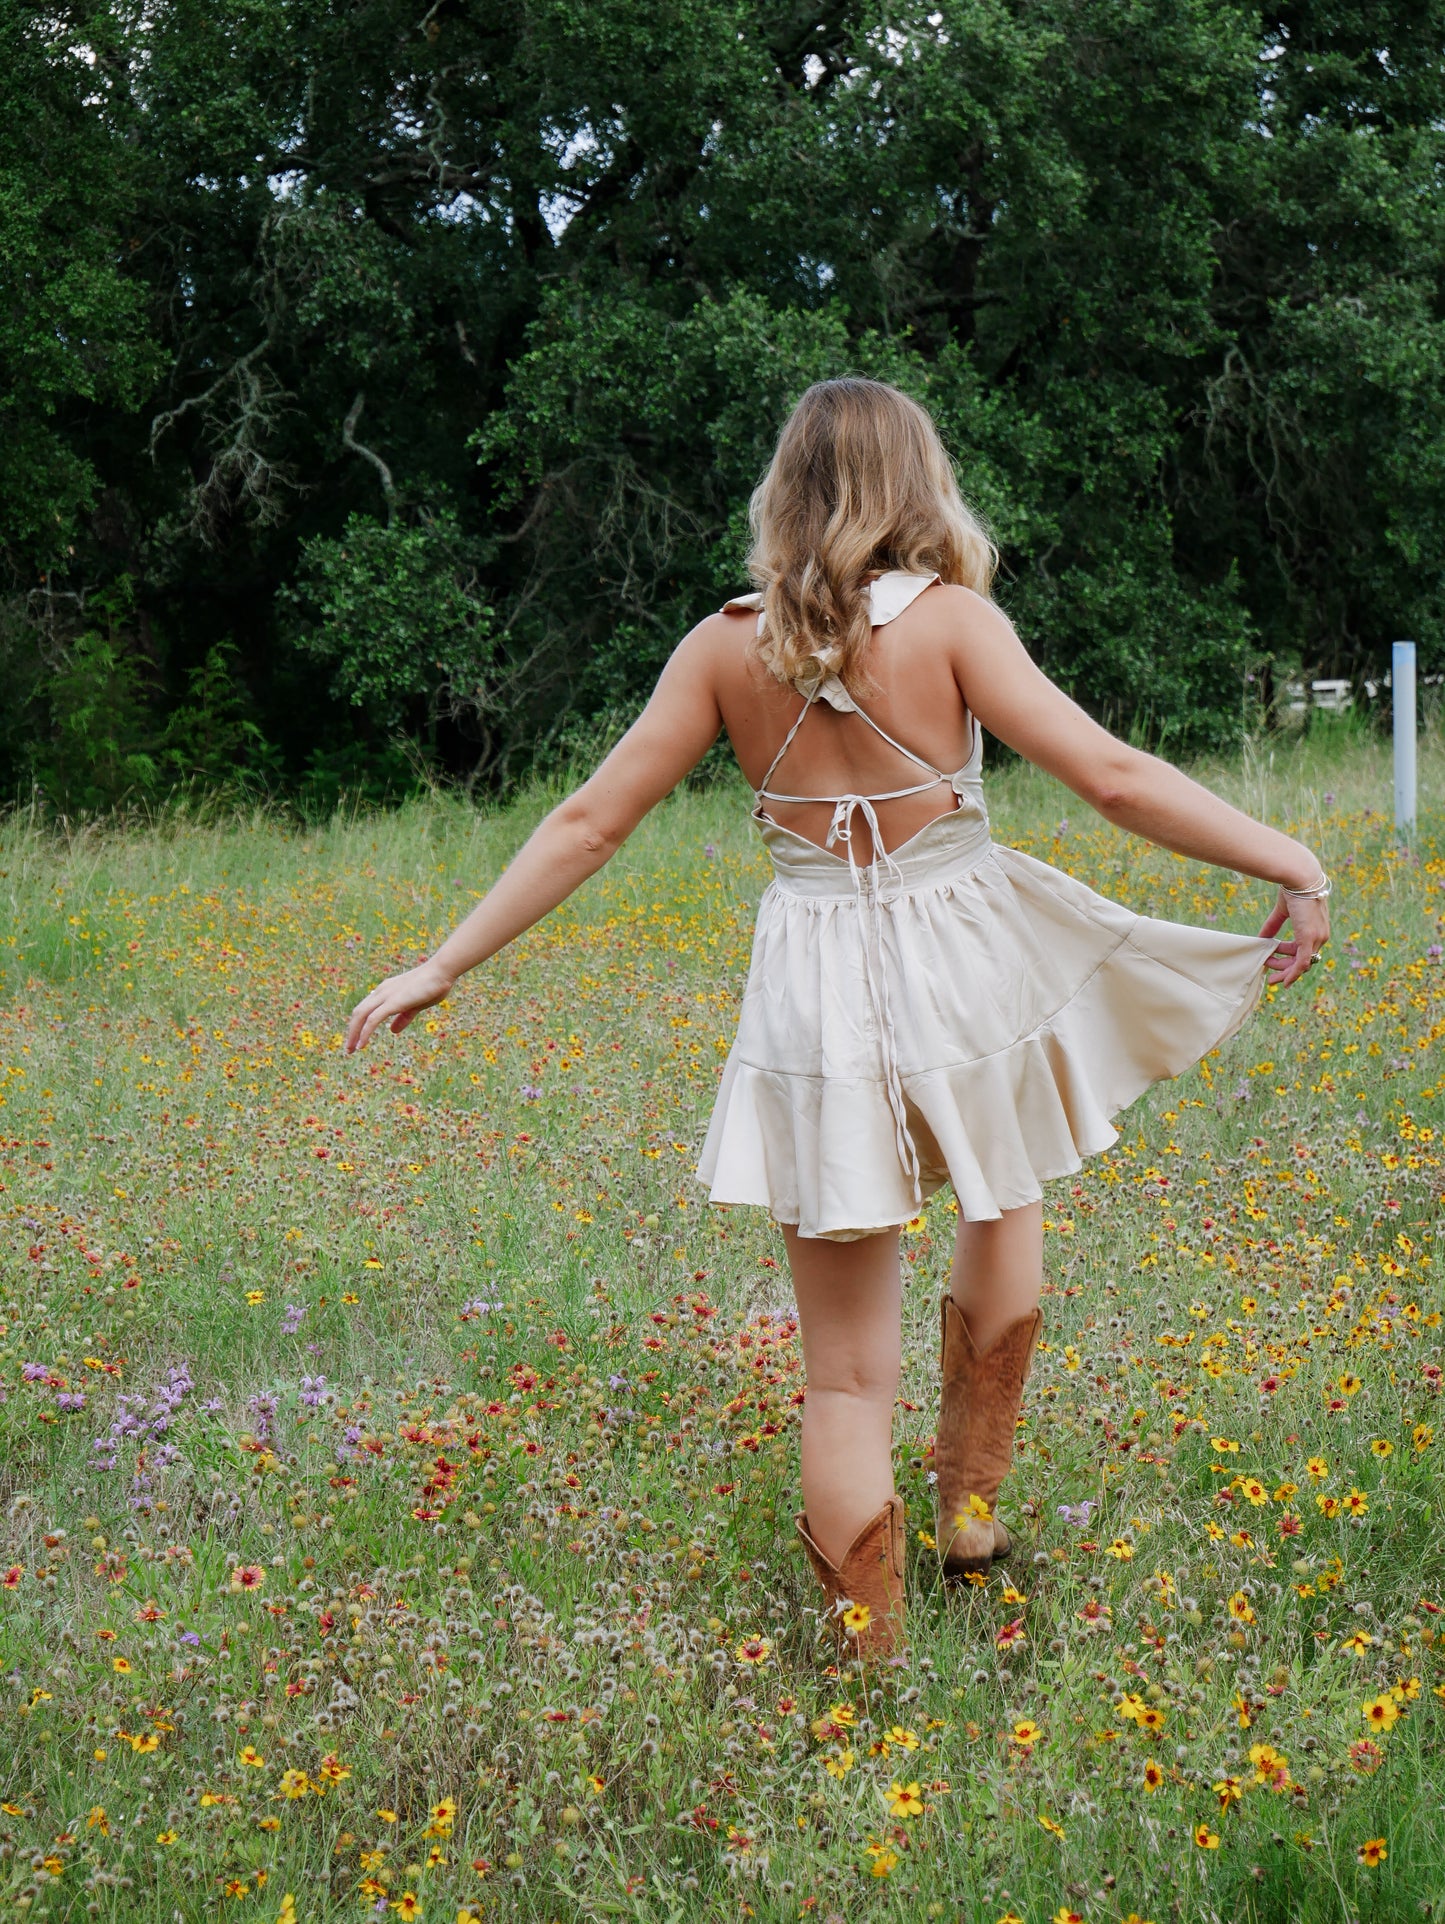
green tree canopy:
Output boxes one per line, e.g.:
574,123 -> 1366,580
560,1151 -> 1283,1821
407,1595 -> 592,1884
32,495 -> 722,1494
4,0 -> 1443,812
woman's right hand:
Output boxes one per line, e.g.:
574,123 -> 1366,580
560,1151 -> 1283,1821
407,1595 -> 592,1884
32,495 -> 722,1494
344,959 -> 456,1054
1258,884 -> 1330,989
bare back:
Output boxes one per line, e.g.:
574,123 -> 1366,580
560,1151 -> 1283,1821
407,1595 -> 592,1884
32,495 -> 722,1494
709,580 -> 974,863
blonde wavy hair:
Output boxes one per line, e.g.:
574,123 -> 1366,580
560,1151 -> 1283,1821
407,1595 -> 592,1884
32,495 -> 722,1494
743,377 -> 997,699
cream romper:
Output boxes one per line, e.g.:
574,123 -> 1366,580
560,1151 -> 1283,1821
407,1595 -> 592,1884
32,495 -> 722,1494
695,570 -> 1278,1241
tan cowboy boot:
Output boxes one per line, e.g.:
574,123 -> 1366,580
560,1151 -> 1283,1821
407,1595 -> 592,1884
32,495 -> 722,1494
795,1494 -> 907,1660
934,1295 -> 1042,1583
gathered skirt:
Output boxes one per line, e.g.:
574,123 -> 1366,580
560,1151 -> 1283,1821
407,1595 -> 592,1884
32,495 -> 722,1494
694,809 -> 1277,1241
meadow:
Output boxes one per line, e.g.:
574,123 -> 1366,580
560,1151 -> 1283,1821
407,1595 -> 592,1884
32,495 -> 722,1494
0,717 -> 1441,1924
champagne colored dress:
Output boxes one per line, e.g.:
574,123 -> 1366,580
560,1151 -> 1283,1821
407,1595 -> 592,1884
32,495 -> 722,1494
695,571 -> 1276,1241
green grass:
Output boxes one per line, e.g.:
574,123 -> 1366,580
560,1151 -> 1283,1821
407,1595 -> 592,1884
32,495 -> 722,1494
0,722 -> 1442,1923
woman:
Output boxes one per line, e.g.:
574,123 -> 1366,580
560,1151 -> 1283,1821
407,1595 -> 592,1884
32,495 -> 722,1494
344,378 -> 1330,1662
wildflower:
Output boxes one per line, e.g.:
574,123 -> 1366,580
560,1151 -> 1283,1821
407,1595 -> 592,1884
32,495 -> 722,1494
112,1656 -> 132,1674
1341,1631 -> 1374,1655
315,1753 -> 350,1786
1305,1456 -> 1329,1479
823,1748 -> 854,1780
1336,1373 -> 1362,1397
1010,1720 -> 1042,1750
1357,1838 -> 1387,1867
1370,1438 -> 1393,1458
239,1746 -> 265,1768
884,1781 -> 925,1818
1104,1538 -> 1135,1560
1249,1742 -> 1289,1788
1239,1477 -> 1268,1506
957,1493 -> 992,1522
995,1616 -> 1026,1650
1214,1775 -> 1244,1810
279,1770 -> 310,1799
866,1845 -> 899,1877
1227,1591 -> 1256,1624
1362,1696 -> 1400,1734
1343,1489 -> 1369,1517
1210,1436 -> 1241,1454
1142,1759 -> 1165,1792
389,1895 -> 422,1921
734,1636 -> 772,1665
1194,1821 -> 1221,1848
1037,1812 -> 1065,1839
840,1602 -> 870,1636
884,1726 -> 919,1750
231,1564 -> 265,1592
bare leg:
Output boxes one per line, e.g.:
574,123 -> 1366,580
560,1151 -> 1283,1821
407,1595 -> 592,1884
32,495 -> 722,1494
782,1222 -> 902,1570
948,1200 -> 1044,1353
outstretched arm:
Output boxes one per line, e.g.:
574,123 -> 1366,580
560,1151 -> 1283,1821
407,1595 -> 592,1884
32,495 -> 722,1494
344,623 -> 724,1054
944,587 -> 1330,988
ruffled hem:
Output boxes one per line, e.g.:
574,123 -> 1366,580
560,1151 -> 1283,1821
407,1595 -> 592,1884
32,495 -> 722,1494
695,911 -> 1273,1241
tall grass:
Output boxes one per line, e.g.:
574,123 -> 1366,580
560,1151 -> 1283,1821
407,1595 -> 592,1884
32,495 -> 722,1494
0,724 -> 1440,1922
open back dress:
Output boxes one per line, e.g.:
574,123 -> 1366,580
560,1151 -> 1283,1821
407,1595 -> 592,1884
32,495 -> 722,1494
694,569 -> 1277,1242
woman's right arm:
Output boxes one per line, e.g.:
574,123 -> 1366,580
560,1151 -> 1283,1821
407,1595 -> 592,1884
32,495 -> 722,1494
943,588 -> 1329,983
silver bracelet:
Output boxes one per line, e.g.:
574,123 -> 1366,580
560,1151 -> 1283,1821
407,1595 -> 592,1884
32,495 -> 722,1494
1282,871 -> 1332,899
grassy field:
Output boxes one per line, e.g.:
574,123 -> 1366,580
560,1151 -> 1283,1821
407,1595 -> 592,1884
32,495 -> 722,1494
0,718 -> 1442,1924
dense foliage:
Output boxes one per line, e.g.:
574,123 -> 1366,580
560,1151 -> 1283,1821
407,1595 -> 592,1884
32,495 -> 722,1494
5,0 -> 1445,813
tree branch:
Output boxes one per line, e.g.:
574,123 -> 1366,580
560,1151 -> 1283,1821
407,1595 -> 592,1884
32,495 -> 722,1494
341,393 -> 398,524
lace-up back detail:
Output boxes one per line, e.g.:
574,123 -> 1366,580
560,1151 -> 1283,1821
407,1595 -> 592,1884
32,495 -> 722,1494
722,569 -> 981,850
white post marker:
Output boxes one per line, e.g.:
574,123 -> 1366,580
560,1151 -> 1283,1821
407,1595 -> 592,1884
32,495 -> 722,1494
1393,640 -> 1416,836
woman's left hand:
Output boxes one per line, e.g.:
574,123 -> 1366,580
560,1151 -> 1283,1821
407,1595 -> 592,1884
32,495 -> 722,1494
1258,888 -> 1330,989
344,959 -> 456,1054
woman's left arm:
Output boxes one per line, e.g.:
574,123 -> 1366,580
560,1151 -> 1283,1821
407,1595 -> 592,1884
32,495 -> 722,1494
344,622 -> 725,1054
